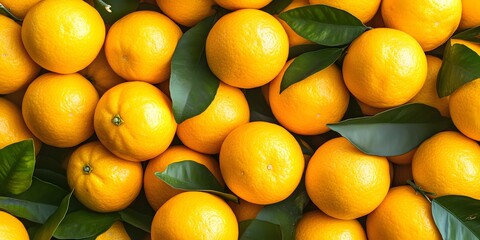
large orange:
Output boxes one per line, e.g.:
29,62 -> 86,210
449,78 -> 480,141
0,211 -> 29,240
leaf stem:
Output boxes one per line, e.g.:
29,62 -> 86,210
0,3 -> 22,22
94,0 -> 112,13
407,179 -> 436,203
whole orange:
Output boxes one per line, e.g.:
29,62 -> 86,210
0,211 -> 29,240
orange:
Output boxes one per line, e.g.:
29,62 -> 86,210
219,121 -> 304,205
296,210 -> 367,240
0,15 -> 40,95
96,221 -> 131,240
387,148 -> 416,165
0,0 -> 43,18
391,163 -> 413,187
177,82 -> 250,154
105,11 -> 182,84
80,48 -> 126,96
458,0 -> 480,29
366,186 -> 442,240
94,81 -> 177,162
381,0 -> 462,51
408,55 -> 450,116
214,0 -> 271,10
21,0 -> 105,74
228,198 -> 263,222
342,28 -> 427,108
0,211 -> 29,240
156,0 -> 216,27
206,9 -> 289,89
305,137 -> 390,220
412,131 -> 480,199
22,73 -> 99,148
67,141 -> 143,212
151,191 -> 238,240
450,78 -> 480,141
356,98 -> 389,116
269,59 -> 350,135
309,0 -> 381,23
277,0 -> 312,47
143,145 -> 224,211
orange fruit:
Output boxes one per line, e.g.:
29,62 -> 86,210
295,210 -> 367,240
391,163 -> 413,187
0,97 -> 42,155
22,73 -> 99,148
449,78 -> 480,141
0,0 -> 43,18
412,131 -> 480,199
305,137 -> 390,220
387,148 -> 416,165
156,0 -> 216,27
94,81 -> 177,162
151,191 -> 238,240
381,0 -> 462,51
269,59 -> 350,135
21,0 -> 105,74
105,11 -> 182,84
177,82 -> 250,154
458,0 -> 480,29
0,211 -> 29,240
206,9 -> 289,89
342,28 -> 427,108
67,141 -> 143,212
228,198 -> 264,222
277,0 -> 312,47
366,186 -> 441,240
309,0 -> 381,23
143,145 -> 224,211
356,98 -> 389,116
213,0 -> 271,10
0,15 -> 40,95
219,121 -> 304,205
96,221 -> 131,240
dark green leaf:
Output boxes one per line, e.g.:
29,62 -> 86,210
124,222 -> 148,240
34,169 -> 69,190
0,197 -> 57,224
54,210 -> 120,239
261,0 -> 293,14
288,44 -> 326,59
119,208 -> 153,233
239,219 -> 283,240
327,103 -> 453,156
279,5 -> 367,46
33,190 -> 73,240
170,15 -> 220,123
437,43 -> 480,97
155,160 -> 238,203
11,176 -> 68,205
281,47 -> 344,92
432,195 -> 480,239
244,88 -> 277,123
0,139 -> 36,195
452,26 -> 480,43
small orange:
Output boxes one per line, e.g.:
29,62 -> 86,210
309,0 -> 381,23
449,78 -> 480,141
96,221 -> 131,240
356,98 -> 389,116
214,0 -> 271,10
387,148 -> 416,165
156,0 -> 216,27
0,211 -> 29,240
67,141 -> 143,212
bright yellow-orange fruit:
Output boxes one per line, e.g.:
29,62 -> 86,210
94,81 -> 177,162
449,79 -> 480,141
220,121 -> 304,205
269,60 -> 350,135
67,141 -> 143,212
21,0 -> 105,74
177,82 -> 250,154
96,221 -> 131,240
1,0 -> 43,18
277,0 -> 312,47
0,211 -> 29,240
105,11 -> 182,84
228,198 -> 264,222
459,0 -> 480,29
151,191 -> 238,240
366,186 -> 442,240
206,9 -> 289,89
156,0 -> 216,27
412,131 -> 480,199
309,0 -> 381,23
22,73 -> 99,148
214,0 -> 271,10
305,137 -> 390,220
342,28 -> 427,108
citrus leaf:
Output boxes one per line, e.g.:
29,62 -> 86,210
54,210 -> 120,239
34,169 -> 69,190
170,15 -> 220,123
327,103 -> 453,156
432,195 -> 480,239
0,139 -> 36,195
33,190 -> 73,240
452,26 -> 480,43
155,160 -> 238,203
93,0 -> 139,25
0,197 -> 57,224
288,44 -> 326,59
261,0 -> 293,14
119,208 -> 153,233
279,5 -> 367,46
10,176 -> 68,205
239,219 -> 283,240
244,88 -> 277,123
280,47 -> 344,92
437,43 -> 480,97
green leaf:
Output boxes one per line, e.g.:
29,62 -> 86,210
279,5 -> 367,46
93,0 -> 139,25
432,195 -> 480,239
54,210 -> 120,239
0,197 -> 57,224
33,190 -> 73,240
244,88 -> 277,123
0,139 -> 36,195
155,160 -> 238,203
239,219 -> 283,240
327,103 -> 453,156
452,26 -> 480,43
119,208 -> 153,233
280,47 -> 344,92
288,44 -> 326,59
170,15 -> 220,123
261,0 -> 293,14
34,169 -> 69,190
437,43 -> 480,97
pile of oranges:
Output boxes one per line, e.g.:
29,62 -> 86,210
1,0 -> 480,239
